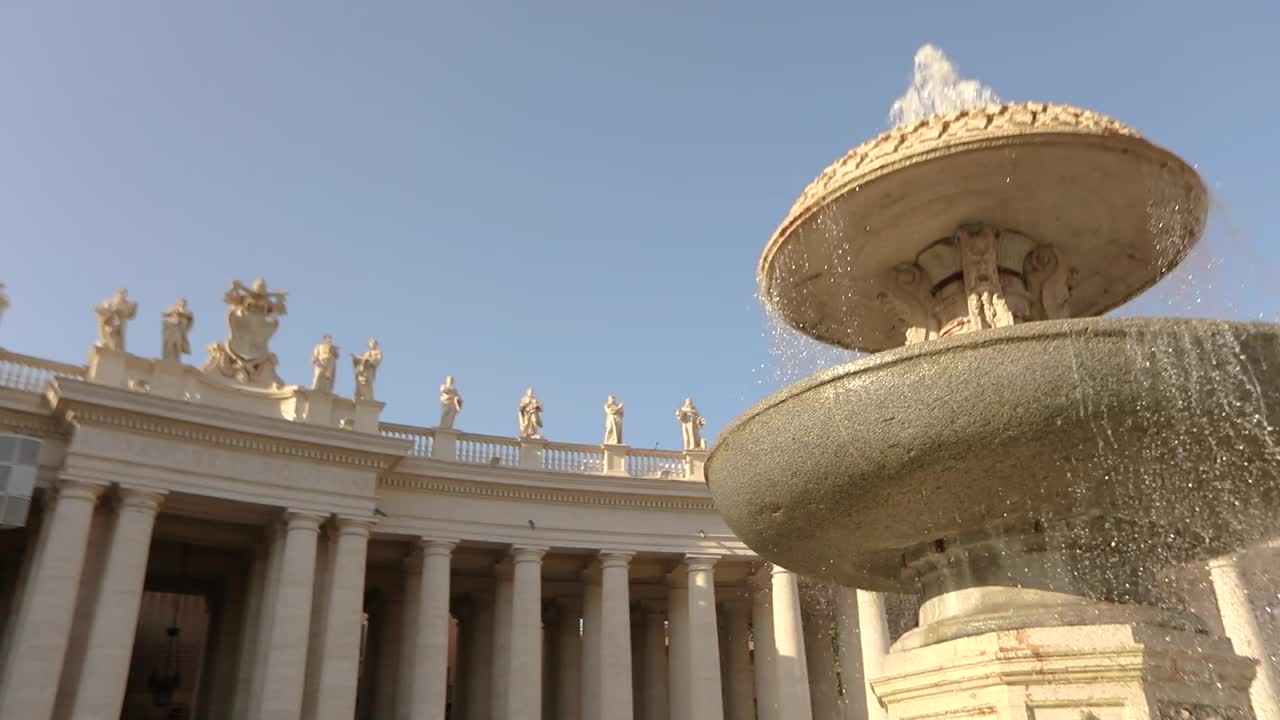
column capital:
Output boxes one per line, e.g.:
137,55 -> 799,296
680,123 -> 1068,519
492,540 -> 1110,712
768,563 -> 793,577
282,509 -> 327,532
334,515 -> 377,537
684,554 -> 718,573
55,476 -> 107,503
420,538 -> 458,557
598,550 -> 634,569
116,486 -> 166,513
510,545 -> 548,564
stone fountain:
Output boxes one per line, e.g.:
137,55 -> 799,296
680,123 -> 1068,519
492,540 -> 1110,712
707,102 -> 1280,718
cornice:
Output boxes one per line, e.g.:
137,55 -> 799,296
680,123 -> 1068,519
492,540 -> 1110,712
0,404 -> 69,441
380,472 -> 716,512
49,378 -> 411,471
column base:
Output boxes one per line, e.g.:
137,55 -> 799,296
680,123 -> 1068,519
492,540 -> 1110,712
871,623 -> 1257,720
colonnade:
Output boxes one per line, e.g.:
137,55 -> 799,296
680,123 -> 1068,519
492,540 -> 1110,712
0,479 -> 893,720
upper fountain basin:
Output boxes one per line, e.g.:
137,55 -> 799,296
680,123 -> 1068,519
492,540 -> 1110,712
706,317 -> 1280,591
760,103 -> 1208,353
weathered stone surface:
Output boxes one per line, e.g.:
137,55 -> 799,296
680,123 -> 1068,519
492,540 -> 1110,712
759,102 -> 1208,352
707,317 -> 1280,591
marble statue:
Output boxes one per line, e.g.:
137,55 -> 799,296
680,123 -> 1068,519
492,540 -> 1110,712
161,298 -> 194,361
94,289 -> 138,352
603,395 -> 624,445
203,278 -> 288,388
352,338 -> 382,402
310,335 -> 339,393
0,282 -> 9,328
676,398 -> 707,450
518,387 -> 544,439
439,375 -> 463,429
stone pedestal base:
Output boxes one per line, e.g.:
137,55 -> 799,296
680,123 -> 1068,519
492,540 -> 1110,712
871,624 -> 1257,720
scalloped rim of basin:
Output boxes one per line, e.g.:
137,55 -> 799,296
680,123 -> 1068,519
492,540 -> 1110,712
757,102 -> 1208,353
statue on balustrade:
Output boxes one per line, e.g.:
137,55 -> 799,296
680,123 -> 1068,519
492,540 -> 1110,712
94,288 -> 138,352
202,278 -> 287,388
676,398 -> 707,450
310,335 -> 339,393
518,387 -> 544,439
603,394 -> 625,445
161,298 -> 194,362
439,375 -> 463,428
0,282 -> 9,329
352,338 -> 382,401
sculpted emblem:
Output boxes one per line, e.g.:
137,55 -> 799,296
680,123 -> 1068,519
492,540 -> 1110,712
203,278 -> 288,388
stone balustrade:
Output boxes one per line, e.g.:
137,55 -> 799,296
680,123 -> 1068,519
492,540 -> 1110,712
0,350 -> 86,393
0,349 -> 707,482
379,422 -> 702,480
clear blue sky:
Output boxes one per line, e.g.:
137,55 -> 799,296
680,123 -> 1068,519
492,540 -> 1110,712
2,2 -> 1277,449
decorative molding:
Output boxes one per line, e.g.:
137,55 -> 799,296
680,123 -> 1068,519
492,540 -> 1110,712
0,406 -> 69,440
378,473 -> 717,512
61,403 -> 398,471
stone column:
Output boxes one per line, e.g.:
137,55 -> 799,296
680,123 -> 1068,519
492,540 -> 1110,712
856,590 -> 890,720
372,587 -> 403,720
0,478 -> 104,720
642,602 -> 669,720
490,561 -> 514,716
234,538 -> 270,718
413,539 -> 457,720
771,565 -> 812,720
557,596 -> 583,720
751,572 -> 779,720
582,567 -> 603,720
310,517 -> 375,720
686,556 -> 725,720
399,552 -> 424,720
257,510 -> 326,720
1210,555 -> 1280,720
503,546 -> 547,720
721,594 -> 755,720
667,571 -> 690,720
801,590 -> 839,720
833,587 -> 866,720
600,552 -> 635,720
463,591 -> 494,720
66,487 -> 165,720
631,608 -> 645,720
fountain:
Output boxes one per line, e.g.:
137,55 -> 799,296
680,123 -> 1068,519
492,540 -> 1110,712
707,94 -> 1280,716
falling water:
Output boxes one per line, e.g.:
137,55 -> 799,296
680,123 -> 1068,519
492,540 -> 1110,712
761,46 -> 1280,683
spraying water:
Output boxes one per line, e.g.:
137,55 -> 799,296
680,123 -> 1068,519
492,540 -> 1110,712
888,45 -> 1001,127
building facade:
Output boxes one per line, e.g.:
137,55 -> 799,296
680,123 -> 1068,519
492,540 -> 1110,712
0,279 -> 882,720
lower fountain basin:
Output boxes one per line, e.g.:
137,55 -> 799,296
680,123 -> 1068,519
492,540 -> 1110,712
707,317 -> 1280,592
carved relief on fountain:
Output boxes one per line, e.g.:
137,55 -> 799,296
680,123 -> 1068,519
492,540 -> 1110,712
878,224 -> 1078,346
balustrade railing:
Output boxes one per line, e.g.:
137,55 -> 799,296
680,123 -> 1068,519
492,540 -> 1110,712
0,350 -> 86,393
2,347 -> 698,482
379,422 -> 434,457
625,449 -> 689,479
543,442 -> 605,474
456,434 -> 520,467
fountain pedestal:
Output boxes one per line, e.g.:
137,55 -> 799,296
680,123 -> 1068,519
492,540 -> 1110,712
874,623 -> 1255,720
